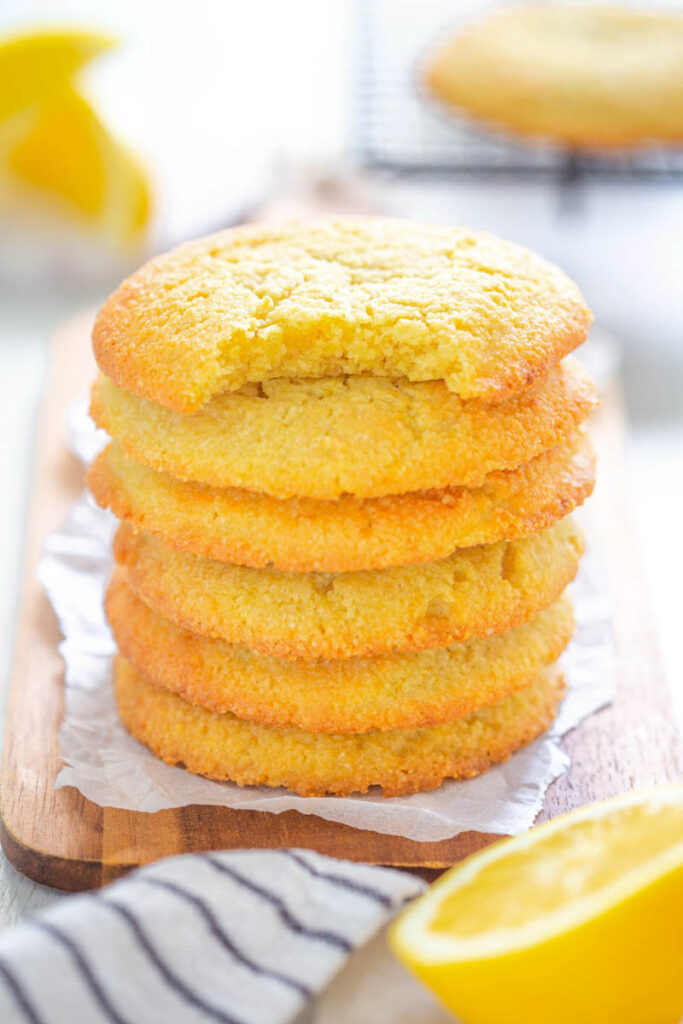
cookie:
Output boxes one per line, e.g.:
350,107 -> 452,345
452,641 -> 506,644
90,359 -> 595,500
93,217 -> 590,413
113,517 -> 583,661
114,656 -> 566,797
91,432 -> 593,572
107,575 -> 573,733
425,5 -> 683,149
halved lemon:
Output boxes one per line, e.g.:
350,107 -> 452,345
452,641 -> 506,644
0,27 -> 114,124
5,85 -> 150,244
390,787 -> 683,1024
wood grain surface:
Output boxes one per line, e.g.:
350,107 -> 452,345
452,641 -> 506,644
1,314 -> 681,891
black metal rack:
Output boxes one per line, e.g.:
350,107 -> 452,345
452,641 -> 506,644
354,0 -> 683,182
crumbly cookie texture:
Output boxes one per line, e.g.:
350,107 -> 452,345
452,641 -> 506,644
91,432 -> 593,572
113,517 -> 584,661
90,358 -> 595,500
114,656 -> 566,797
92,218 -> 590,413
425,5 -> 683,148
108,575 -> 573,733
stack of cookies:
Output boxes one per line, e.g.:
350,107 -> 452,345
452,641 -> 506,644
88,218 -> 596,798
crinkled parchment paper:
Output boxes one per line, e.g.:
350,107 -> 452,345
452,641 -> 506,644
39,399 -> 616,842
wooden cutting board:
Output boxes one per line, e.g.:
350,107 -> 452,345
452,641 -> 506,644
1,313 -> 681,891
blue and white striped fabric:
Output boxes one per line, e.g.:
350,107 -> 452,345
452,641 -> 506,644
0,850 -> 425,1024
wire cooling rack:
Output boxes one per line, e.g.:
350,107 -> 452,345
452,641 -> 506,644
354,0 -> 683,180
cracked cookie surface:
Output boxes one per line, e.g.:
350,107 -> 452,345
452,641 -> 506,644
92,217 -> 590,413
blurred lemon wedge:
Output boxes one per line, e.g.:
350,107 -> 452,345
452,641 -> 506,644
5,85 -> 150,244
0,27 -> 114,123
0,27 -> 150,246
390,786 -> 683,1024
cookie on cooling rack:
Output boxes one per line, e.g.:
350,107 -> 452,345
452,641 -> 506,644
425,4 -> 683,149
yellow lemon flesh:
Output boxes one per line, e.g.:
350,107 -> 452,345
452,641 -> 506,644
390,786 -> 683,1024
5,86 -> 150,244
0,27 -> 114,123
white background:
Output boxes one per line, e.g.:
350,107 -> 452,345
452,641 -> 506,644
0,3 -> 681,1015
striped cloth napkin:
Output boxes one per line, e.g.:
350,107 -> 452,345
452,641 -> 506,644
0,849 -> 426,1024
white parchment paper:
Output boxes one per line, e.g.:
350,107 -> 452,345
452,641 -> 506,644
40,399 -> 616,842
